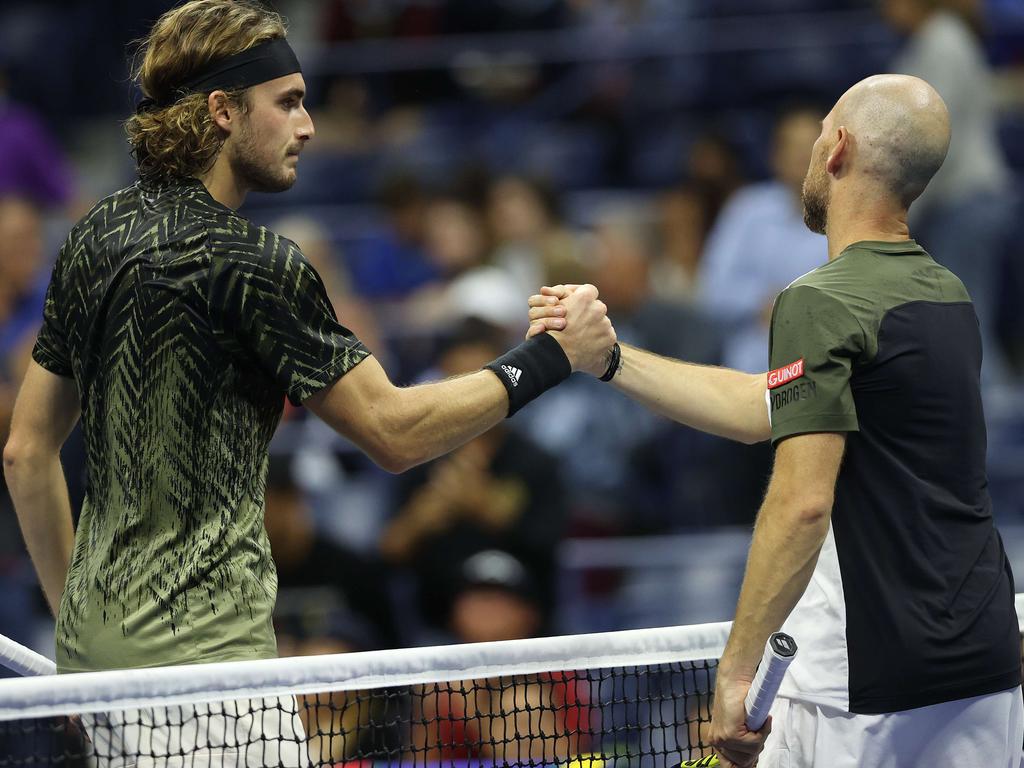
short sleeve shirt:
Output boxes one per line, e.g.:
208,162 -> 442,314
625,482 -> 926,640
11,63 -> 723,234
767,284 -> 862,443
765,240 -> 1020,714
34,177 -> 369,672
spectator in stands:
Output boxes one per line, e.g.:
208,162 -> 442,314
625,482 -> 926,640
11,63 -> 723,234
264,454 -> 398,651
697,106 -> 828,373
0,196 -> 48,440
0,71 -> 75,209
688,133 -> 745,206
652,133 -> 745,303
487,175 -> 586,297
411,549 -> 591,764
652,182 -> 723,303
378,318 -> 566,636
348,173 -> 439,300
882,0 -> 1016,380
404,195 -> 525,333
448,549 -> 543,643
651,131 -> 749,303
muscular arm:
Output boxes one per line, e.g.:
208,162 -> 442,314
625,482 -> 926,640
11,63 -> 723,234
611,344 -> 769,444
306,356 -> 509,474
527,287 -> 769,444
3,361 -> 81,616
709,432 -> 843,764
309,283 -> 614,474
720,432 -> 844,679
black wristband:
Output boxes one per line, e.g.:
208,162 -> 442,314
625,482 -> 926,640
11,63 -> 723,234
599,342 -> 622,382
484,333 -> 572,417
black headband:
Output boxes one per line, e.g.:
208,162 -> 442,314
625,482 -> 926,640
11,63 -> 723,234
137,37 -> 301,113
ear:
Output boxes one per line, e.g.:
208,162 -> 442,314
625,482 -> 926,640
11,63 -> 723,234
825,126 -> 849,177
208,90 -> 234,134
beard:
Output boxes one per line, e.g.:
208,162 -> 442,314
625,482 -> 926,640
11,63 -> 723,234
800,161 -> 830,235
228,120 -> 296,194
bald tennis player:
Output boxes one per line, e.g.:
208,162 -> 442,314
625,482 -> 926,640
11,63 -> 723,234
2,1 -> 615,765
529,74 -> 1023,767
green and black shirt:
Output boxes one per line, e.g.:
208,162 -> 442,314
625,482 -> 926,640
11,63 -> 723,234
33,177 -> 369,672
767,240 -> 1020,713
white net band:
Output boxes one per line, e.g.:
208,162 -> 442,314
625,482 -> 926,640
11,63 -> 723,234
0,620 -> 731,721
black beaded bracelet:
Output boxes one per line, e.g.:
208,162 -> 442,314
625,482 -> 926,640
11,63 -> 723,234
599,342 -> 622,382
483,333 -> 572,417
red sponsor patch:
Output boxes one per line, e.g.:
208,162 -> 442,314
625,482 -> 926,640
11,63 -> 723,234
767,359 -> 805,389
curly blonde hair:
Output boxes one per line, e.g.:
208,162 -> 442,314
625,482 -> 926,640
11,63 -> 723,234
125,0 -> 287,181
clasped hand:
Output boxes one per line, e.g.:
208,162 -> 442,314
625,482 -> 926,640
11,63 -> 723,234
525,284 -> 616,378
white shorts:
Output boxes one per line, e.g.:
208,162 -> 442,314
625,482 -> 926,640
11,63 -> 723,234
760,687 -> 1024,768
82,695 -> 309,768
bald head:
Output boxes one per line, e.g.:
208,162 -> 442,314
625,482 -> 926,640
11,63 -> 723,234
830,74 -> 950,206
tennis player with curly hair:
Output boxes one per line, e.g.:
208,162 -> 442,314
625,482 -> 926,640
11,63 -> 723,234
2,1 -> 615,764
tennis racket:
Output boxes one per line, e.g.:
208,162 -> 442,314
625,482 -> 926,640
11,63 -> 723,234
677,631 -> 798,768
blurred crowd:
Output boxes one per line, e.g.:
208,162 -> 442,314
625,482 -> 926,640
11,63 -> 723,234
1,4 -> 1024,737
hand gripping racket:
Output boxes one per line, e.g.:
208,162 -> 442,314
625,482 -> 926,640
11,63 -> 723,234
677,632 -> 798,768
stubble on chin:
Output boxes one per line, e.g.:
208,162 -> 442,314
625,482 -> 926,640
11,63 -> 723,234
229,132 -> 296,194
800,173 -> 829,236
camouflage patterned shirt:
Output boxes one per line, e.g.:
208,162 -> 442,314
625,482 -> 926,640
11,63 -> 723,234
33,177 -> 369,672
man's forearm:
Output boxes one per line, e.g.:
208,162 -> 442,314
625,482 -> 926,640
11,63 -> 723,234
719,493 -> 831,681
4,452 -> 75,616
612,344 -> 770,444
386,371 -> 509,469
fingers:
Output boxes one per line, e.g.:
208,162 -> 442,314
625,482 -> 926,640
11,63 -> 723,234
539,284 -> 582,299
528,304 -> 566,322
526,318 -> 567,339
712,729 -> 766,768
716,745 -> 758,767
527,294 -> 567,339
528,293 -> 561,308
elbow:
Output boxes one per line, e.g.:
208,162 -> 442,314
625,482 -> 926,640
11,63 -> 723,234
767,487 -> 834,528
737,426 -> 771,446
348,389 -> 418,474
739,375 -> 772,445
372,446 -> 418,475
2,436 -> 26,478
732,416 -> 772,445
364,423 -> 427,475
2,441 -> 15,477
788,495 -> 834,527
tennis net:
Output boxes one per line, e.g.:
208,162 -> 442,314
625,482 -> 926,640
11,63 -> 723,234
0,620 -> 730,767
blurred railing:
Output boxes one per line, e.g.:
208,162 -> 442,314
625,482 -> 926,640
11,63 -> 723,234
557,521 -> 1024,635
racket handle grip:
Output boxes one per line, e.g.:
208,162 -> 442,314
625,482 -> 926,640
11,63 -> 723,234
743,632 -> 797,732
0,633 -> 56,677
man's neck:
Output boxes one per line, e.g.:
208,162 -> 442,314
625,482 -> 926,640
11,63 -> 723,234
197,156 -> 247,210
825,189 -> 910,261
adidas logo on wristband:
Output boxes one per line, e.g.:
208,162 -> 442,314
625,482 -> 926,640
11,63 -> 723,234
501,364 -> 523,387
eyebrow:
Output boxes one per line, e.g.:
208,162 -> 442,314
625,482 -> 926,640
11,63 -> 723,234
279,87 -> 305,101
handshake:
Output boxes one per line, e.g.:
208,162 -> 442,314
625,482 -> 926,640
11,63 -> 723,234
523,283 -> 618,379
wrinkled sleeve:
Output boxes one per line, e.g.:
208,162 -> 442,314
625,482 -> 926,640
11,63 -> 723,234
32,244 -> 73,378
210,236 -> 370,406
767,284 -> 862,445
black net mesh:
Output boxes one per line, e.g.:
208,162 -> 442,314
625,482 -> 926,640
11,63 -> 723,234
0,660 -> 716,767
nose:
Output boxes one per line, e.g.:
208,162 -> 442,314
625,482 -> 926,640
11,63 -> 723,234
298,106 -> 314,142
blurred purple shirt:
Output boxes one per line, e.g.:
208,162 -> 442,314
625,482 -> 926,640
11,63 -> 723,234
0,101 -> 74,207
